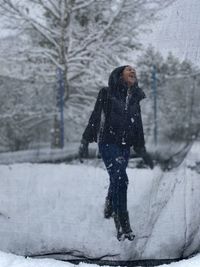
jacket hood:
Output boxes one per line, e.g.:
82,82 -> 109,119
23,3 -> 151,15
108,65 -> 146,101
108,65 -> 127,91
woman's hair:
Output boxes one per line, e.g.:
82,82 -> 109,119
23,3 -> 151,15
108,65 -> 145,100
108,65 -> 128,90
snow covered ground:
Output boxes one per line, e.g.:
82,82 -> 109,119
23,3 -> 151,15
0,250 -> 200,267
0,142 -> 199,262
0,143 -> 80,164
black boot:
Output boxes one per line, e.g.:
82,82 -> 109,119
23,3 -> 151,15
119,211 -> 135,241
104,197 -> 113,219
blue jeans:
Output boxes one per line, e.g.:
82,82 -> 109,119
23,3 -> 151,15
99,143 -> 130,214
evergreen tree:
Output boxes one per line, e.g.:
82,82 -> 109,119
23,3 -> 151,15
136,47 -> 200,143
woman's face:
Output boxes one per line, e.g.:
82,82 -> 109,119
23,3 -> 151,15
122,66 -> 137,86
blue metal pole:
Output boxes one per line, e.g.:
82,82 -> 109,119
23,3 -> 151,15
152,65 -> 157,145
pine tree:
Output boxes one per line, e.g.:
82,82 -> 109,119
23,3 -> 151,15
136,47 -> 200,143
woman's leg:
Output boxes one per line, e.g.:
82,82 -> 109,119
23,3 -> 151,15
116,147 -> 134,239
116,146 -> 130,213
99,144 -> 130,215
99,144 -> 134,240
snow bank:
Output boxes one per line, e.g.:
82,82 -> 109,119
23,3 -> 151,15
0,143 -> 80,164
0,250 -> 71,267
0,143 -> 199,260
0,250 -> 200,267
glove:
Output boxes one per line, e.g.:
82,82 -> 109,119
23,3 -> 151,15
78,139 -> 89,162
142,151 -> 154,169
135,146 -> 154,169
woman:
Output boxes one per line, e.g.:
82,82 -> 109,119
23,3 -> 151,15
79,65 -> 153,241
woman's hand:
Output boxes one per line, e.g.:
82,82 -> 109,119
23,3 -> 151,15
78,139 -> 89,162
142,151 -> 154,169
134,146 -> 154,169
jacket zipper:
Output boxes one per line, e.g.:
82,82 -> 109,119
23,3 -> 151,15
122,88 -> 131,145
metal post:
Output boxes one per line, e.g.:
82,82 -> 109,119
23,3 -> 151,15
152,65 -> 157,145
56,67 -> 65,148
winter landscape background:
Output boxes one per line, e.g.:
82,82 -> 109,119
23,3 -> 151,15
0,0 -> 200,266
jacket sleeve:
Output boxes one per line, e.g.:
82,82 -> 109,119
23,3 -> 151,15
82,88 -> 106,143
133,111 -> 154,169
133,104 -> 146,154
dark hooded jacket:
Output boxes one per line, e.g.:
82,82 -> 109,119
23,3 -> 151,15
82,66 -> 146,151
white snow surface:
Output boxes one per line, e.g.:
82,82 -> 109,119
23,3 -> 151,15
0,142 -> 199,261
0,249 -> 200,267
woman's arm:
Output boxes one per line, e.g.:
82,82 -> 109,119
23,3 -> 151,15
82,87 -> 107,143
133,105 -> 154,169
133,104 -> 145,151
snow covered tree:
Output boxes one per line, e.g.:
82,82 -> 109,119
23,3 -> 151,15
160,75 -> 200,141
164,52 -> 181,76
0,0 -> 174,102
0,0 -> 176,149
136,46 -> 200,143
136,46 -> 166,143
0,74 -> 56,151
136,45 -> 165,92
157,56 -> 199,141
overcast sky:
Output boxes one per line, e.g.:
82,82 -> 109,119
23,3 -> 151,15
142,0 -> 200,65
